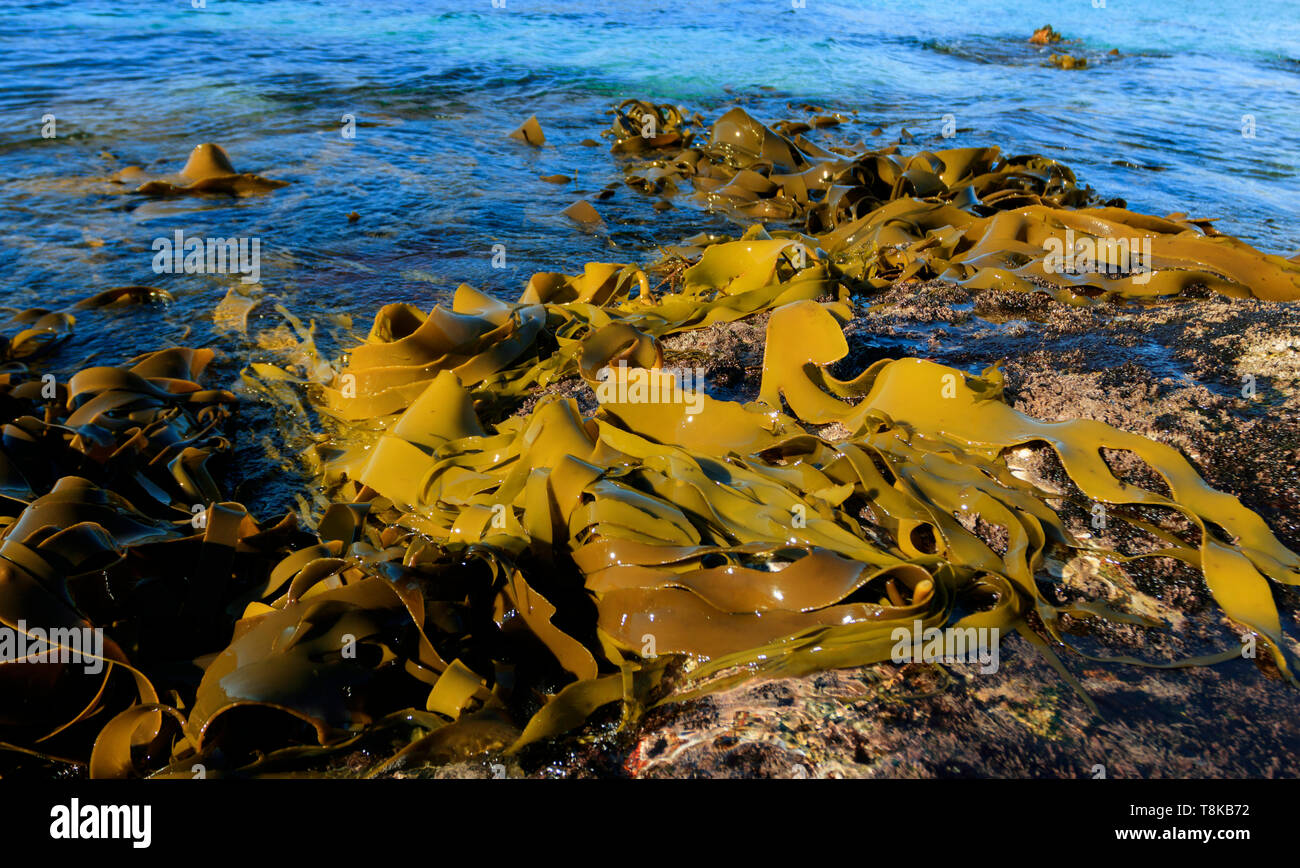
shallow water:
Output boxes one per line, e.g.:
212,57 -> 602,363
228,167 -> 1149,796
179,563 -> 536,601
4,0 -> 1299,393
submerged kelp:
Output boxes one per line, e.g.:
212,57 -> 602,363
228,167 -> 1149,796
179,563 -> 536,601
3,104 -> 1299,779
1049,53 -> 1088,70
111,143 -> 288,198
0,308 -> 75,363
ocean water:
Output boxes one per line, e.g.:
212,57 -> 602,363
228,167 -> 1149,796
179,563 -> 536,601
2,0 -> 1298,365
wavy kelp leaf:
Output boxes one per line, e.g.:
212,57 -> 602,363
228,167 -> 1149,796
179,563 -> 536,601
296,239 -> 838,427
508,116 -> 545,147
115,143 -> 288,197
323,285 -> 548,418
0,347 -> 321,772
605,99 -> 694,153
507,674 -> 623,753
89,703 -> 186,779
0,548 -> 159,741
816,198 -> 1300,301
227,195 -> 1297,764
620,104 -> 1095,226
1,310 -> 74,362
72,287 -> 173,309
271,304 -> 1294,762
187,575 -> 458,747
562,199 -> 605,229
367,705 -> 519,773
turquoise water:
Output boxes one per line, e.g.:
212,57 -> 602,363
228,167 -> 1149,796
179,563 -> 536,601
3,0 -> 1298,362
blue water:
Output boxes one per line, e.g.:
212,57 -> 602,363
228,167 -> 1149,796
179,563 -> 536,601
2,0 -> 1298,366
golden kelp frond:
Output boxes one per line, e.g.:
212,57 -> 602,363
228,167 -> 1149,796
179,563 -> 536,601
0,342 -> 656,775
757,301 -> 1299,667
72,286 -> 174,309
1049,53 -> 1088,70
0,349 -> 270,770
6,284 -> 1296,775
508,115 -> 546,147
1,308 -> 75,364
112,143 -> 288,197
324,284 -> 550,419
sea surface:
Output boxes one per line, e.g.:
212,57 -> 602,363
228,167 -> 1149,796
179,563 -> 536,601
2,0 -> 1298,508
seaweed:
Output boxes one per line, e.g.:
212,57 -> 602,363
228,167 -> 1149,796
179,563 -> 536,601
111,143 -> 287,197
617,107 -> 1300,302
3,104 -> 1299,779
1030,26 -> 1064,46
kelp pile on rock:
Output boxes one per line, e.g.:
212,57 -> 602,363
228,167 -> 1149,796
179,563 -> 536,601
4,105 -> 1300,779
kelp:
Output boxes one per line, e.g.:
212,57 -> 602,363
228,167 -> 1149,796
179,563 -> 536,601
216,226 -> 1296,771
1030,25 -> 1063,45
5,103 -> 1300,779
72,287 -> 173,309
822,199 -> 1300,301
619,105 -> 1101,224
615,106 -> 1300,302
1,308 -> 75,364
562,199 -> 606,229
604,99 -> 696,154
312,242 -> 835,422
112,143 -> 287,197
220,281 -> 1300,769
1049,53 -> 1088,70
330,297 -> 1298,678
508,116 -> 546,148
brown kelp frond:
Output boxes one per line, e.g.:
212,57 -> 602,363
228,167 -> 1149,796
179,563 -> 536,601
621,105 -> 1100,226
1048,53 -> 1088,70
604,99 -> 697,154
1030,25 -> 1064,45
111,143 -> 288,197
508,115 -> 546,147
71,287 -> 174,309
224,292 -> 1296,768
821,200 -> 1300,301
1,309 -> 75,364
